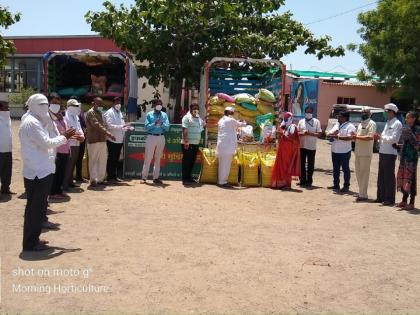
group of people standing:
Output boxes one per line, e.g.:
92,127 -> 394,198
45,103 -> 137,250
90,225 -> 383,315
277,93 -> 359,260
0,91 -> 418,251
215,103 -> 419,210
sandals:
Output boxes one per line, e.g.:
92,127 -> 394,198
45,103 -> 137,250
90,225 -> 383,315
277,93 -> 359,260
396,202 -> 407,208
402,204 -> 415,210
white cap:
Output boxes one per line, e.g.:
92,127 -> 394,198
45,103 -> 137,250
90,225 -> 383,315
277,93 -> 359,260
67,99 -> 81,107
225,106 -> 235,112
384,103 -> 399,113
27,94 -> 49,108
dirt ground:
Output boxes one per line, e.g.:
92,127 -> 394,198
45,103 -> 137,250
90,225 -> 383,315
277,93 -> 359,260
0,120 -> 419,315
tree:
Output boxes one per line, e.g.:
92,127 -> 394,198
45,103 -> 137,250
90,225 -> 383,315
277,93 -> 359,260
86,0 -> 345,121
356,0 -> 420,101
0,6 -> 20,67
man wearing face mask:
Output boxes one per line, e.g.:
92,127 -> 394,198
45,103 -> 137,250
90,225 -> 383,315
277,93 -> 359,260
63,99 -> 85,191
297,106 -> 322,188
86,97 -> 116,187
327,111 -> 356,192
216,106 -> 247,187
104,97 -> 132,183
49,103 -> 71,200
0,101 -> 14,196
141,99 -> 170,184
373,103 -> 403,206
352,109 -> 376,202
181,103 -> 205,185
19,94 -> 76,251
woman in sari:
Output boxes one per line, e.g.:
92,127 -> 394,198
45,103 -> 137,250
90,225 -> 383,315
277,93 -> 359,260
397,111 -> 420,210
271,112 -> 300,189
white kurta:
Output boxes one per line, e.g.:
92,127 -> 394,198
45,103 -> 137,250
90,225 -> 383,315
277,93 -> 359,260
216,116 -> 246,185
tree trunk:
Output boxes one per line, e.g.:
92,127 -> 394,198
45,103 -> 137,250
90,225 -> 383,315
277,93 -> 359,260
173,79 -> 183,124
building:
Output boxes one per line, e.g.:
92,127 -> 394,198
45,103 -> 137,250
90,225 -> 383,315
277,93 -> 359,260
286,70 -> 395,128
0,35 -> 174,121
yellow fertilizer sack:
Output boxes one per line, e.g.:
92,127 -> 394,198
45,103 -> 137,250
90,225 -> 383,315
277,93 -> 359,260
257,102 -> 275,115
209,96 -> 224,106
208,105 -> 225,116
241,108 -> 259,118
200,148 -> 218,184
240,151 -> 260,187
259,151 -> 277,187
228,154 -> 241,185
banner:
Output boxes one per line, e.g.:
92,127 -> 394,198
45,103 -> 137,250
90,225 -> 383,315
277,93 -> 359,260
289,80 -> 319,119
123,123 -> 203,180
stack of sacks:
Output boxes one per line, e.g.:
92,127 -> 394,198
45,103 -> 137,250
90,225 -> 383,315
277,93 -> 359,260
255,89 -> 276,116
206,96 -> 225,139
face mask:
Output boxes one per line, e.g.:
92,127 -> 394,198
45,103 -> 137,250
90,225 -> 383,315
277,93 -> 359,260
68,106 -> 81,115
155,105 -> 162,111
192,109 -> 199,116
114,104 -> 121,111
97,106 -> 104,112
49,103 -> 61,114
305,113 -> 313,120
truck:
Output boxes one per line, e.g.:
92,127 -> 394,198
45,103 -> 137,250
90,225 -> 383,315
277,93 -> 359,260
43,49 -> 138,121
199,57 -> 286,145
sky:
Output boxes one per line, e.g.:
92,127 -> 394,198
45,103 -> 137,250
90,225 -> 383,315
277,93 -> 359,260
1,0 -> 377,74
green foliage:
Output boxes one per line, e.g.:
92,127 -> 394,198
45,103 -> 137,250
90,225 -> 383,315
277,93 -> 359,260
357,0 -> 420,100
9,87 -> 36,105
0,6 -> 21,67
85,0 -> 344,89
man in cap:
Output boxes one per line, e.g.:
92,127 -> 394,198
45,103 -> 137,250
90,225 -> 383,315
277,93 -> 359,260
63,98 -> 85,190
0,100 -> 14,196
141,99 -> 170,184
104,97 -> 131,183
353,109 -> 376,202
216,106 -> 246,187
85,97 -> 115,187
326,111 -> 356,192
373,103 -> 403,205
19,94 -> 76,251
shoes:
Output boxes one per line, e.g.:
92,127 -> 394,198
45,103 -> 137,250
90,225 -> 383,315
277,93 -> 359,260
153,179 -> 163,184
140,179 -> 146,184
370,199 -> 383,203
49,194 -> 69,200
97,181 -> 107,186
75,178 -> 88,183
356,196 -> 368,202
297,182 -> 307,187
382,201 -> 395,206
327,185 -> 339,190
340,186 -> 350,193
68,183 -> 80,188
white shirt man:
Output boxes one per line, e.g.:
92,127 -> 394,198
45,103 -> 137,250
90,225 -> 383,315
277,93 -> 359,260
0,101 -> 13,194
216,107 -> 246,186
327,112 -> 356,192
63,99 -> 85,190
104,99 -> 129,182
297,108 -> 322,187
375,103 -> 403,205
19,93 -> 74,251
353,111 -> 377,201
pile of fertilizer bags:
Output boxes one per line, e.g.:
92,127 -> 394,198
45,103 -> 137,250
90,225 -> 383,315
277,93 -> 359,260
206,88 -> 277,142
200,148 -> 277,188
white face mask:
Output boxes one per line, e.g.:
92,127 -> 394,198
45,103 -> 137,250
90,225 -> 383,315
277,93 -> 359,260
305,113 -> 313,120
192,109 -> 199,117
114,104 -> 121,111
49,103 -> 61,114
68,106 -> 81,116
155,105 -> 162,111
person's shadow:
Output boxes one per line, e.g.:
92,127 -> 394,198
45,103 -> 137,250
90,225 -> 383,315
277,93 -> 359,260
0,194 -> 12,203
19,247 -> 82,261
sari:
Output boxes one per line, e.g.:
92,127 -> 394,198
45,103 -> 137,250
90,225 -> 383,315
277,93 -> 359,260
271,124 -> 301,188
397,125 -> 420,196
